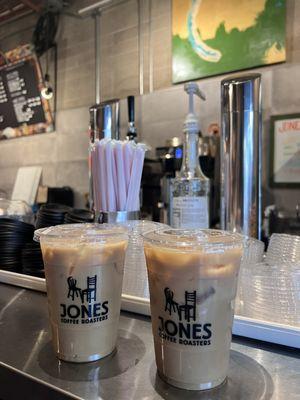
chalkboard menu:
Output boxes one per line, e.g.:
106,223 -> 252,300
0,44 -> 53,140
0,59 -> 46,130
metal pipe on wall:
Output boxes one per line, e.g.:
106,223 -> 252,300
138,0 -> 144,95
148,0 -> 153,93
221,74 -> 262,239
94,12 -> 101,104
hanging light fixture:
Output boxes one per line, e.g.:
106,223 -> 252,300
32,2 -> 59,101
41,73 -> 53,99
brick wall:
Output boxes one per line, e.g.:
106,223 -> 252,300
0,0 -> 299,210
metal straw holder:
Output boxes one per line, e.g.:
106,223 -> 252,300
96,211 -> 140,224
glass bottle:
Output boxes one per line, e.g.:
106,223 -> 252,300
169,83 -> 210,229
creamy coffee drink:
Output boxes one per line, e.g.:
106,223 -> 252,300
37,224 -> 128,362
143,229 -> 244,390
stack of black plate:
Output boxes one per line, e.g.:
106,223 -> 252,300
0,218 -> 34,272
64,209 -> 94,224
21,242 -> 44,278
36,203 -> 71,229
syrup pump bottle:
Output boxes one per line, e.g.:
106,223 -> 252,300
169,82 -> 210,228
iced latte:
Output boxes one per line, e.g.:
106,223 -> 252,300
36,224 -> 128,362
143,229 -> 245,390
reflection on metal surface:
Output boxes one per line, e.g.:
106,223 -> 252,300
151,350 -> 274,399
37,329 -> 146,381
0,289 -> 25,319
221,74 -> 262,239
23,329 -> 46,372
89,99 -> 120,141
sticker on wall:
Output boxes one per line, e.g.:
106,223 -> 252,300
172,0 -> 286,83
270,114 -> 300,188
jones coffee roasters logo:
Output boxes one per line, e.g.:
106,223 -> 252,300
60,274 -> 109,325
158,286 -> 214,347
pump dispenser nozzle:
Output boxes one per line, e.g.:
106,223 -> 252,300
183,82 -> 206,133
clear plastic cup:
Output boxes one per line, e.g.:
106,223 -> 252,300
236,238 -> 265,313
35,223 -> 128,362
122,220 -> 169,298
266,233 -> 300,265
241,261 -> 300,326
0,198 -> 33,224
143,229 -> 246,390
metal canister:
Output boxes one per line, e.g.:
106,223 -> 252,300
89,99 -> 120,141
88,99 -> 120,210
96,211 -> 140,223
221,74 -> 262,239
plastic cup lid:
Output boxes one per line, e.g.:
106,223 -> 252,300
143,228 -> 246,252
34,223 -> 128,244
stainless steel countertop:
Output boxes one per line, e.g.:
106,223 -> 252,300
0,283 -> 300,400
